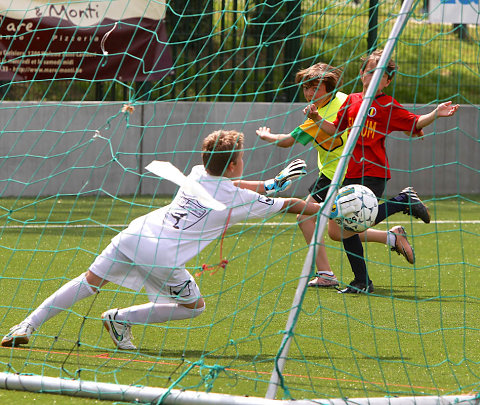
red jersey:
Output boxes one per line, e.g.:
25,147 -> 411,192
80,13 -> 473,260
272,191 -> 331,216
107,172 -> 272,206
333,92 -> 420,180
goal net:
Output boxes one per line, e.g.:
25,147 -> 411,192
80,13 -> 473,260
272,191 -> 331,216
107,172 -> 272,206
0,0 -> 479,404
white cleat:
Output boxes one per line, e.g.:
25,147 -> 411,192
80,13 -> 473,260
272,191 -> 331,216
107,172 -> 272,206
101,309 -> 136,350
307,274 -> 339,287
389,225 -> 415,264
1,322 -> 35,347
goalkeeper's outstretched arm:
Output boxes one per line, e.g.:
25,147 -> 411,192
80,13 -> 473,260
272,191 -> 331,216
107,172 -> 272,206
234,179 -> 267,193
234,159 -> 307,194
233,175 -> 321,215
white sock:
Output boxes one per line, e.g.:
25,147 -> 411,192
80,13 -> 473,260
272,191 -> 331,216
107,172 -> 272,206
386,231 -> 396,247
116,302 -> 205,325
316,271 -> 335,277
25,273 -> 97,329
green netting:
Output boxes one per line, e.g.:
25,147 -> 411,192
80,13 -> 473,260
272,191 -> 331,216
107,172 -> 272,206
0,1 -> 479,404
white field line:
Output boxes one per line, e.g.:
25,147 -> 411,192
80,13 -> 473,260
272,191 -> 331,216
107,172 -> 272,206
1,220 -> 480,230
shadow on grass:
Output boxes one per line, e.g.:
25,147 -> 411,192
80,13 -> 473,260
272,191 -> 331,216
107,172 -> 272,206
0,344 -> 276,367
369,286 -> 471,302
139,347 -> 275,363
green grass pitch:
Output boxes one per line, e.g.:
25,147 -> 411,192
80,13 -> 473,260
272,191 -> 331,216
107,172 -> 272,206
0,195 -> 479,403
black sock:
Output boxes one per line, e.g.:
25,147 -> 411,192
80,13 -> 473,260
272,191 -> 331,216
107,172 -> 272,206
343,234 -> 369,284
374,194 -> 407,224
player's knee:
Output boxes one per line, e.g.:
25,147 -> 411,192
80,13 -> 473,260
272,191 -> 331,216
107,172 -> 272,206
328,227 -> 341,241
84,270 -> 107,291
182,302 -> 205,319
191,303 -> 205,318
181,298 -> 205,318
297,213 -> 314,227
77,272 -> 100,294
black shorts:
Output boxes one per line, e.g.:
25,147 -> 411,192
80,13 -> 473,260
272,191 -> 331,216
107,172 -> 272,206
308,174 -> 333,203
342,177 -> 386,199
309,175 -> 387,203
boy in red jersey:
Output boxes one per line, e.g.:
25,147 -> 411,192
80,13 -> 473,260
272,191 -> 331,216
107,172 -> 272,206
306,50 -> 459,293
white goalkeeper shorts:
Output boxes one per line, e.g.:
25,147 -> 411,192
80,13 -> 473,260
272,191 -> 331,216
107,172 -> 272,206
88,243 -> 202,305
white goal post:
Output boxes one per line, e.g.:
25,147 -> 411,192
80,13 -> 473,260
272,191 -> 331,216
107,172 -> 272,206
265,0 -> 419,400
0,0 -> 474,404
0,372 -> 478,405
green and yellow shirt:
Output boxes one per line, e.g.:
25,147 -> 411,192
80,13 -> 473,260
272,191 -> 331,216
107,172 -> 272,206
290,91 -> 347,180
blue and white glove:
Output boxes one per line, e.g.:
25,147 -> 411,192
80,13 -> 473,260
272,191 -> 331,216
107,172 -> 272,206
330,187 -> 360,219
264,159 -> 307,195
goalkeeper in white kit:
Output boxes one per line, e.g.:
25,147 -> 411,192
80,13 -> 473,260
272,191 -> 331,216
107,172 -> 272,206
2,129 -> 317,350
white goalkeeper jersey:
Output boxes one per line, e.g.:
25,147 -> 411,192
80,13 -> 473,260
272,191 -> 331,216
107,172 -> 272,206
111,165 -> 284,273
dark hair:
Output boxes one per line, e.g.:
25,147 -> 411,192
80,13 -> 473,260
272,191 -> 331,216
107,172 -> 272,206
202,130 -> 244,176
360,49 -> 397,79
295,63 -> 343,93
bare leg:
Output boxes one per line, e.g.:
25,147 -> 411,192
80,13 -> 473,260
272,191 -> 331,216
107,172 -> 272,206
328,221 -> 414,264
328,220 -> 387,244
297,195 -> 338,287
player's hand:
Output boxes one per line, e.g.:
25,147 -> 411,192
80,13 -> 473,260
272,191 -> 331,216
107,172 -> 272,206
264,159 -> 307,195
436,101 -> 459,118
303,104 -> 321,122
330,189 -> 360,219
256,126 -> 272,141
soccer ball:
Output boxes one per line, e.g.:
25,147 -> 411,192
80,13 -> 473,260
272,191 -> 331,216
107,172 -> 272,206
331,184 -> 378,232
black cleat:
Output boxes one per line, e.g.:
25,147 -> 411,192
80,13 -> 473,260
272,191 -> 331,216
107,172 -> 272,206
337,280 -> 374,294
401,187 -> 431,224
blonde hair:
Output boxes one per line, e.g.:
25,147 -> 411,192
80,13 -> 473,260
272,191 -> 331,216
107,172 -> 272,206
360,49 -> 397,79
295,63 -> 343,93
202,130 -> 244,176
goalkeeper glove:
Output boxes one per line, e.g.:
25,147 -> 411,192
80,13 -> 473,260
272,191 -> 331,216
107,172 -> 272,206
264,159 -> 307,195
330,188 -> 360,219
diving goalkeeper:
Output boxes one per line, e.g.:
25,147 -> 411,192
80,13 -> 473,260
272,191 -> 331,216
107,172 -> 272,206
2,130 -> 315,350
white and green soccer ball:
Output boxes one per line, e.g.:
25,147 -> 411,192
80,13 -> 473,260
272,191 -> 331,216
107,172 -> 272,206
331,184 -> 379,232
